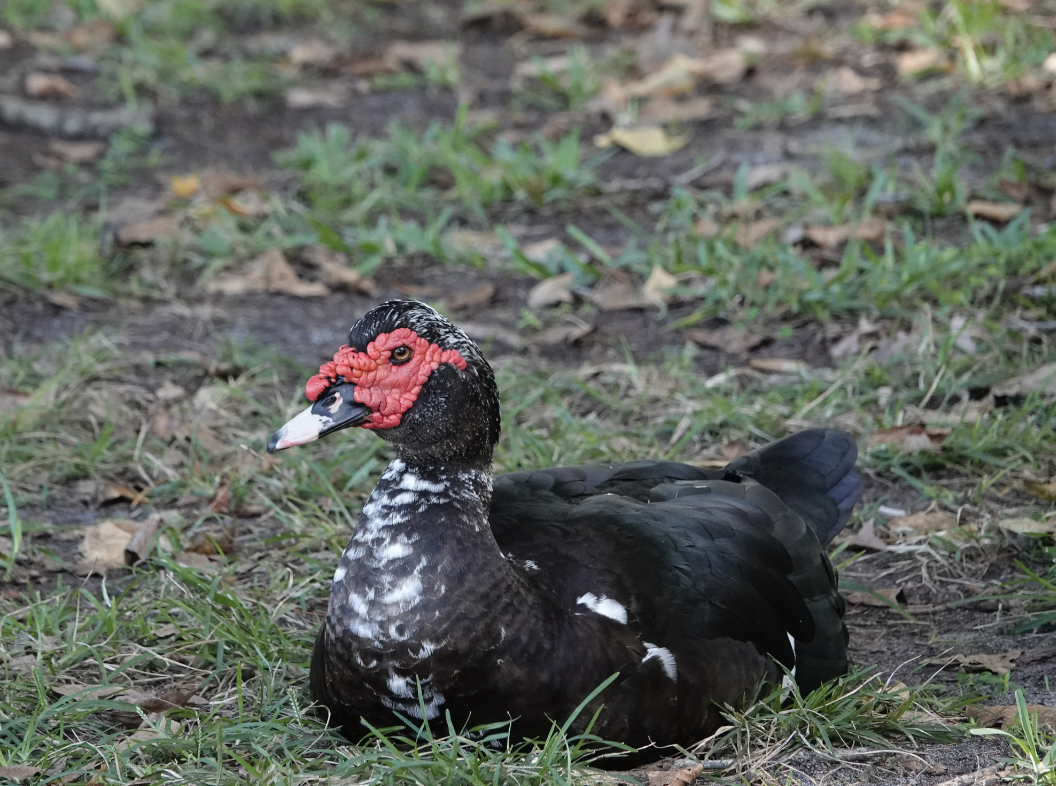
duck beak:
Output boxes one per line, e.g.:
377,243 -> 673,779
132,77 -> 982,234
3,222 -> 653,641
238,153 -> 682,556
267,382 -> 370,453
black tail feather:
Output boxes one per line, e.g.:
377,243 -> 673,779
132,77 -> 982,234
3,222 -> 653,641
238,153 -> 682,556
725,429 -> 862,544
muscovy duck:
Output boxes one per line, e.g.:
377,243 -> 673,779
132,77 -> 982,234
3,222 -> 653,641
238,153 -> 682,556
268,299 -> 861,758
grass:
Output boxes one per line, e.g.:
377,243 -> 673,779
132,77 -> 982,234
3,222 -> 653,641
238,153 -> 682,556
2,0 -> 1056,782
971,690 -> 1056,784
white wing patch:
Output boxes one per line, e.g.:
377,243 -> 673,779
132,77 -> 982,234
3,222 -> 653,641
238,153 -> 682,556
782,633 -> 798,690
576,592 -> 628,624
642,642 -> 677,681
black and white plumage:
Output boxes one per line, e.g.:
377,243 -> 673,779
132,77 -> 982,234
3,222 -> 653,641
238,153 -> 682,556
268,300 -> 862,760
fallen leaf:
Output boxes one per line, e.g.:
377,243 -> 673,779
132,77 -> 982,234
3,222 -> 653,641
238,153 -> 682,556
124,514 -> 162,564
0,30 -> 13,49
285,85 -> 348,109
1025,479 -> 1056,501
687,326 -> 767,354
829,315 -> 882,360
117,712 -> 182,749
387,40 -> 459,71
49,139 -> 106,163
693,216 -> 719,237
1043,51 -> 1056,75
116,215 -> 180,245
843,586 -> 907,607
837,519 -> 888,551
747,358 -> 809,374
948,651 -> 1023,676
804,217 -> 886,248
529,319 -> 594,346
0,765 -> 41,783
735,218 -> 781,249
997,517 -> 1056,537
300,245 -> 376,294
967,200 -> 1023,222
204,249 -> 328,298
626,53 -> 699,98
153,623 -> 179,638
444,281 -> 495,311
0,386 -> 31,414
865,3 -> 922,30
78,520 -> 139,574
174,551 -> 222,572
826,66 -> 883,94
64,19 -> 116,50
188,522 -> 235,555
53,683 -> 128,700
522,238 -> 562,262
590,274 -> 654,311
527,273 -> 575,310
594,126 -> 689,157
447,229 -> 503,257
287,39 -> 337,68
4,654 -> 37,676
698,49 -> 749,84
522,12 -> 587,38
643,265 -> 677,306
647,763 -> 704,786
640,95 -> 715,124
968,703 -> 1056,729
992,362 -> 1056,398
200,170 -> 260,197
25,72 -> 77,98
868,424 -> 948,453
896,48 -> 947,77
888,510 -> 956,535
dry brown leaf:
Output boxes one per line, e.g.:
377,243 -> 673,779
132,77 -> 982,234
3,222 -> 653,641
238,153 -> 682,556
992,362 -> 1056,397
837,519 -> 888,551
735,218 -> 781,249
118,713 -> 182,749
153,623 -> 179,638
53,682 -> 128,700
868,424 -> 948,453
594,126 -> 688,157
444,282 -> 495,311
116,215 -> 180,245
0,765 -> 40,783
527,273 -> 575,310
49,140 -> 106,163
747,358 -> 809,374
643,264 -> 677,306
896,48 -> 946,76
447,229 -> 503,257
640,95 -> 715,124
124,514 -> 162,565
0,387 -> 31,414
301,246 -> 376,294
693,216 -> 719,237
589,275 -> 653,311
626,53 -> 699,98
888,510 -> 956,535
949,651 -> 1022,676
205,249 -> 328,298
522,238 -> 562,262
287,39 -> 337,68
829,315 -> 881,360
804,216 -> 886,248
1025,479 -> 1056,501
686,326 -> 767,354
826,66 -> 883,94
387,40 -> 459,71
285,85 -> 348,109
174,551 -> 222,572
200,170 -> 260,197
521,13 -> 587,38
998,517 -> 1056,536
647,763 -> 704,786
530,319 -> 594,346
967,200 -> 1023,222
25,72 -> 77,99
64,19 -> 116,50
78,520 -> 139,574
0,30 -> 13,49
968,703 -> 1056,729
865,3 -> 923,30
698,49 -> 749,84
843,586 -> 907,607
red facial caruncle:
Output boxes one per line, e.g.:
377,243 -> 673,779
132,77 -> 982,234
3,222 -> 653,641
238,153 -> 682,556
305,328 -> 467,429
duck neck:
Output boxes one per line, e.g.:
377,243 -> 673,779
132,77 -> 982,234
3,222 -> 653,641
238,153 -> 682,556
326,455 -> 503,646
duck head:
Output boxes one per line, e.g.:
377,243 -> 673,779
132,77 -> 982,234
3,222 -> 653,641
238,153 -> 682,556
268,300 -> 501,464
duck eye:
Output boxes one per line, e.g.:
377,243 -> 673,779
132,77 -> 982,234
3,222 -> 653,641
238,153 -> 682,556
390,346 -> 412,363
